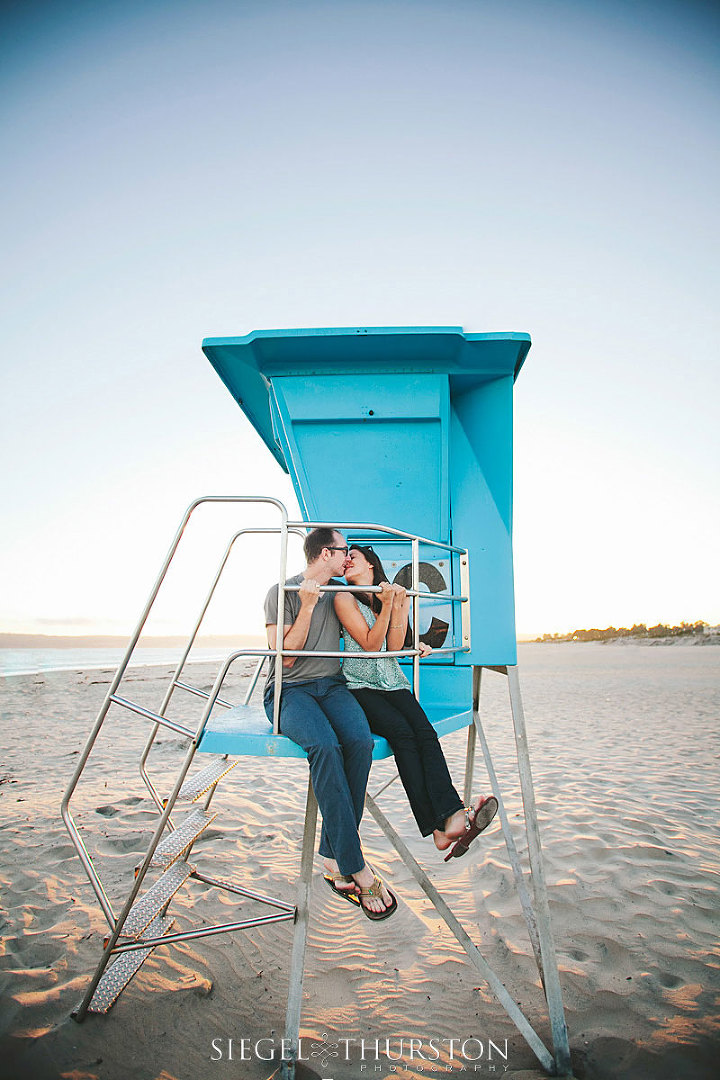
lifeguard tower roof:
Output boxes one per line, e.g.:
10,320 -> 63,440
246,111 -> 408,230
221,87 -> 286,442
202,326 -> 530,474
203,326 -> 530,668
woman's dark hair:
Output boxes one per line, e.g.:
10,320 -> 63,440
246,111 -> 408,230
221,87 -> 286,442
349,545 -> 388,615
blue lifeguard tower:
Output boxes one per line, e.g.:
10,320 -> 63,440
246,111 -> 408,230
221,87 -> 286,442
62,328 -> 573,1078
205,326 -> 523,666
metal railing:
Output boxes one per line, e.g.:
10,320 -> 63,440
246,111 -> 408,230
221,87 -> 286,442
272,518 -> 469,734
62,496 -> 470,927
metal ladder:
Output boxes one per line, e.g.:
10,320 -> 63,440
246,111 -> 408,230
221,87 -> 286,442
62,497 -> 298,1017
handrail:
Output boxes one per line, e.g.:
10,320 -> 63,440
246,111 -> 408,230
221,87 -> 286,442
287,519 -> 466,554
110,912 -> 295,953
185,642 -> 471,754
172,680 -> 236,709
412,537 -> 420,694
109,695 -> 194,737
242,656 -> 266,704
283,583 -> 467,601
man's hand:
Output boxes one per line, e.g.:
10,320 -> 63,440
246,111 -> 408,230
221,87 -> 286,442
298,577 -> 321,610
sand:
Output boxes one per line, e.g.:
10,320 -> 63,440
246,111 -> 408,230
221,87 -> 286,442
1,644 -> 718,1079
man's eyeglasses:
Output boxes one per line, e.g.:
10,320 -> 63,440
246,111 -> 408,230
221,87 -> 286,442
326,545 -> 349,556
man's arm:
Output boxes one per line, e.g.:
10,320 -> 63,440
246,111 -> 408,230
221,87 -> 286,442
266,578 -> 320,668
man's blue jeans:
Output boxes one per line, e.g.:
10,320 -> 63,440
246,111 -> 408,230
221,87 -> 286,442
264,675 -> 373,876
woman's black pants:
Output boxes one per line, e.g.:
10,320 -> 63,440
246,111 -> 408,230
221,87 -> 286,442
350,687 -> 463,836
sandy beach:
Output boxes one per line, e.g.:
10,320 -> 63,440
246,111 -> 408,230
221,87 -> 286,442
1,643 -> 718,1079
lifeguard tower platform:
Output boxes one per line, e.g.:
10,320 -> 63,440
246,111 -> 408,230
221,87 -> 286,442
62,327 -> 573,1078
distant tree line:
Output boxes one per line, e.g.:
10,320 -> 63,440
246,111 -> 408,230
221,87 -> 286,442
535,621 -> 708,643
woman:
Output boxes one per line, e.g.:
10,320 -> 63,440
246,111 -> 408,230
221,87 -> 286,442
334,545 -> 498,858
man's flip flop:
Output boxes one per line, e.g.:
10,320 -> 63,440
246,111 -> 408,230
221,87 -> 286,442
443,796 -> 499,861
323,872 -> 360,907
357,873 -> 398,921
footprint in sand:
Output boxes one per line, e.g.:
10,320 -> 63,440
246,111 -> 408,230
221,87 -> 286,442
10,936 -> 65,967
47,842 -> 79,862
200,828 -> 224,842
658,971 -> 683,988
95,796 -> 145,816
97,835 -> 146,855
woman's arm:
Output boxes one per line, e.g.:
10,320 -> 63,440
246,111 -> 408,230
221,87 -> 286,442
386,585 -> 410,652
386,587 -> 433,656
334,584 -> 395,651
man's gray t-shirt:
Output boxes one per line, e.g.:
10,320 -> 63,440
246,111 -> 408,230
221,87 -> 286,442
264,573 -> 342,691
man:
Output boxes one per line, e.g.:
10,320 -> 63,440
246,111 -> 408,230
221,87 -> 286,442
264,526 -> 396,919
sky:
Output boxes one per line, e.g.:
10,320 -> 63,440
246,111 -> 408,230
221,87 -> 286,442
2,0 -> 719,640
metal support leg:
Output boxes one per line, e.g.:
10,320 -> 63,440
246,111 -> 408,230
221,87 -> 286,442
365,794 -> 556,1073
472,667 -> 545,978
462,711 -> 477,805
281,778 -> 318,1080
507,665 -> 573,1076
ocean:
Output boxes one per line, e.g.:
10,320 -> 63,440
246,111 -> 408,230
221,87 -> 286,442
0,646 -> 232,678
2,638 -> 716,680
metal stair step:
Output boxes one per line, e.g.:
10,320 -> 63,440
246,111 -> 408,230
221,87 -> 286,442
121,861 -> 194,939
87,915 -> 175,1014
176,759 -> 237,802
146,809 -> 217,871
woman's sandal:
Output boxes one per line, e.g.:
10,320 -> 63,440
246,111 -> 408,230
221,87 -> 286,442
443,796 -> 499,861
357,873 -> 398,921
323,871 -> 360,906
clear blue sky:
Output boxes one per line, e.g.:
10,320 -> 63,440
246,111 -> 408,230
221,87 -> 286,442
2,0 -> 718,638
